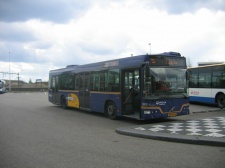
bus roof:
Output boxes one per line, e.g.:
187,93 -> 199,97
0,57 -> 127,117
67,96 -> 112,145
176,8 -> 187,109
49,52 -> 184,76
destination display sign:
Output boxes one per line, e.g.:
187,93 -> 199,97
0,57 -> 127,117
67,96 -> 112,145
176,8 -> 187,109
149,57 -> 186,67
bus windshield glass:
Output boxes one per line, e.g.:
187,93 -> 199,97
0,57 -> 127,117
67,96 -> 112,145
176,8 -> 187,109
144,67 -> 187,99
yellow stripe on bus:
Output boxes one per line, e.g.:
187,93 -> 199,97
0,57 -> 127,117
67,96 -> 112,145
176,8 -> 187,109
141,103 -> 189,114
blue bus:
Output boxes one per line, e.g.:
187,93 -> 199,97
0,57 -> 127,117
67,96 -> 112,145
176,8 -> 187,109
188,63 -> 225,108
48,52 -> 189,120
0,79 -> 6,94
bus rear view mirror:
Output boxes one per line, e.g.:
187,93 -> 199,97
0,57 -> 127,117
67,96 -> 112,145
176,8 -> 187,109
145,64 -> 151,82
145,64 -> 150,78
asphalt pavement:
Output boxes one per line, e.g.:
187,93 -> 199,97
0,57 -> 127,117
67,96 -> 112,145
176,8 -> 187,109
116,106 -> 225,146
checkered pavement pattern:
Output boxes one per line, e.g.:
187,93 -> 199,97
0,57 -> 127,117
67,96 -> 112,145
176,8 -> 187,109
135,117 -> 225,138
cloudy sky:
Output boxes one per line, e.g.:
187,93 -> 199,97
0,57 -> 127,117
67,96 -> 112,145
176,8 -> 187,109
0,0 -> 225,82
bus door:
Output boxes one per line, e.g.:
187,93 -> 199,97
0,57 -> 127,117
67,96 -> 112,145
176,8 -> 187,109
52,76 -> 59,104
79,73 -> 90,110
122,68 -> 141,118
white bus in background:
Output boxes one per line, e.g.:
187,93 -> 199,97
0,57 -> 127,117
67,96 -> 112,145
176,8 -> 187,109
0,79 -> 6,94
188,63 -> 225,109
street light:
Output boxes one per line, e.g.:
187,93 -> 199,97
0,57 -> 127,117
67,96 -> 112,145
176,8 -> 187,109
148,43 -> 151,55
9,52 -> 11,92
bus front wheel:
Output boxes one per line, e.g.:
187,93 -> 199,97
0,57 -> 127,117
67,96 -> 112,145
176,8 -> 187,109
106,101 -> 117,120
61,96 -> 67,109
216,94 -> 225,109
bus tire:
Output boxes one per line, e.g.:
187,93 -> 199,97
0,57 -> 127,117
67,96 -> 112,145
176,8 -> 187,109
106,101 -> 117,120
216,94 -> 225,109
61,96 -> 67,109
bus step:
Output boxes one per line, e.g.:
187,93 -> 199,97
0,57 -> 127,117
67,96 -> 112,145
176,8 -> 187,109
123,111 -> 140,119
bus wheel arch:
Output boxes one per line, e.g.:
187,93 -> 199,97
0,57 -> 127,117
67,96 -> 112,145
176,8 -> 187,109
105,100 -> 117,120
215,92 -> 225,109
60,95 -> 67,109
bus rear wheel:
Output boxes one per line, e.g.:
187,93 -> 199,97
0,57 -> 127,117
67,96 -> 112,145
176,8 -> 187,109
106,101 -> 117,120
61,96 -> 67,109
216,94 -> 225,109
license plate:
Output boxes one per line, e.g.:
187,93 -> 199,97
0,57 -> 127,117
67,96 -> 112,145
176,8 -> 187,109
168,112 -> 177,117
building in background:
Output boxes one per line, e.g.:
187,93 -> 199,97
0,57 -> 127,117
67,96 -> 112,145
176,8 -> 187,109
198,62 -> 225,66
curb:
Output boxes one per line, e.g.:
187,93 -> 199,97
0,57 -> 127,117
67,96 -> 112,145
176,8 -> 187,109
116,110 -> 225,147
116,127 -> 225,147
192,108 -> 224,114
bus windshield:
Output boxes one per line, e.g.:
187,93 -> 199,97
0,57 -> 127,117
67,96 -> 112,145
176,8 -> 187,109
144,67 -> 187,99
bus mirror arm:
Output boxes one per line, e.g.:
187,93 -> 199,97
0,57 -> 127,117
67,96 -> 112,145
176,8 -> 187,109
144,62 -> 151,82
186,71 -> 189,80
182,93 -> 189,99
144,63 -> 150,77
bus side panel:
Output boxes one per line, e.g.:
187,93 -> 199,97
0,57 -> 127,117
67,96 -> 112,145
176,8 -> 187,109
189,88 -> 214,104
57,91 -> 79,108
189,96 -> 214,104
90,92 -> 121,115
49,89 -> 62,105
48,89 -> 53,103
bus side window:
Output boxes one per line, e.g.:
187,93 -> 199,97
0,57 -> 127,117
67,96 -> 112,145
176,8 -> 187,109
60,73 -> 75,90
90,72 -> 100,91
75,75 -> 79,90
99,71 -> 107,91
198,67 -> 211,88
108,69 -> 120,92
48,77 -> 52,89
212,71 -> 225,88
189,69 -> 198,88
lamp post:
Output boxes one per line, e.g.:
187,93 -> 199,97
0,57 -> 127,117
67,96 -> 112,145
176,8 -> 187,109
148,43 -> 151,55
9,52 -> 11,92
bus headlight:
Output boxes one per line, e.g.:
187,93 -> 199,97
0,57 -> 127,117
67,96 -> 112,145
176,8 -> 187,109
144,110 -> 151,114
144,110 -> 159,114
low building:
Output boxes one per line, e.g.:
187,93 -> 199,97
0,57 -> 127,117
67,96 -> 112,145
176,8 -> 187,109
198,62 -> 225,66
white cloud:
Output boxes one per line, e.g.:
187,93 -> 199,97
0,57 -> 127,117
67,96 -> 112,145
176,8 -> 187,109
0,0 -> 225,82
0,61 -> 60,82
